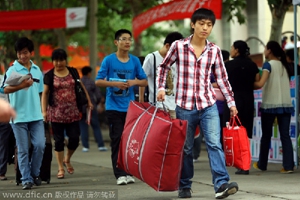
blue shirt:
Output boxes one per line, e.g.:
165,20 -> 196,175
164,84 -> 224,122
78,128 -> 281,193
96,53 -> 147,112
4,60 -> 44,123
262,62 -> 271,73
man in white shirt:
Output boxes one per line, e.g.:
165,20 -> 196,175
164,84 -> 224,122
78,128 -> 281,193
139,32 -> 183,118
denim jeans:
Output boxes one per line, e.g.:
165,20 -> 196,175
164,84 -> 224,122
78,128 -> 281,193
258,112 -> 294,170
176,103 -> 229,192
11,120 -> 45,185
79,109 -> 105,148
193,133 -> 203,160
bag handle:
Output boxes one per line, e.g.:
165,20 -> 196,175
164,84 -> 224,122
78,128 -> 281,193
152,53 -> 156,103
229,115 -> 242,127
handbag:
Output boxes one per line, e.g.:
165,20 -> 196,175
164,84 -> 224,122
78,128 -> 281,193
69,67 -> 88,111
222,115 -> 251,170
117,101 -> 187,191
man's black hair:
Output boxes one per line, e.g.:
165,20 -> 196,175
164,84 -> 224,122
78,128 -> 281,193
138,56 -> 145,65
14,37 -> 34,53
221,50 -> 230,61
115,29 -> 132,40
290,35 -> 294,42
82,66 -> 92,76
286,49 -> 295,61
191,8 -> 216,26
164,32 -> 184,45
51,48 -> 67,61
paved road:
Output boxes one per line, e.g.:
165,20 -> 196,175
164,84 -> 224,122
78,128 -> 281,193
0,131 -> 299,200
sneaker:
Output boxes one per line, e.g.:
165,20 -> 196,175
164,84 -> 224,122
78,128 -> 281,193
193,158 -> 199,163
98,146 -> 108,151
253,162 -> 266,171
126,175 -> 135,184
0,175 -> 7,181
22,182 -> 33,190
82,147 -> 89,152
215,182 -> 238,199
235,169 -> 249,175
116,176 -> 127,185
280,168 -> 294,174
178,188 -> 192,198
33,176 -> 42,186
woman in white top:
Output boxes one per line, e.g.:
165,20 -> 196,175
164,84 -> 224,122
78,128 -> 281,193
253,41 -> 294,173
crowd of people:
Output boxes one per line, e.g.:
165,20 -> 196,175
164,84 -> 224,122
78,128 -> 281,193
0,7 -> 298,200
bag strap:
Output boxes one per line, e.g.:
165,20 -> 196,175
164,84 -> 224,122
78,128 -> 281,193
152,53 -> 156,103
229,115 -> 242,127
68,67 -> 80,80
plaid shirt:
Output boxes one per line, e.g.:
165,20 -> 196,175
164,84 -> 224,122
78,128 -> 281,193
157,35 -> 235,110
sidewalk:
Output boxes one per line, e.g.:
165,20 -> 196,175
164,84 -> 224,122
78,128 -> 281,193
0,130 -> 299,200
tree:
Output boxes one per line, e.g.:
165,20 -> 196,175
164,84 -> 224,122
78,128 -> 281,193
0,0 -> 87,70
267,0 -> 293,43
223,0 -> 247,24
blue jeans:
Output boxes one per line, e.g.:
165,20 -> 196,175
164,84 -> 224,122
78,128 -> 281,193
258,112 -> 294,170
79,109 -> 105,148
11,120 -> 45,185
176,104 -> 229,192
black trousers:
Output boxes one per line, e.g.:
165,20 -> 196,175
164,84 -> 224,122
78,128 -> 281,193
51,121 -> 80,152
0,123 -> 14,175
106,110 -> 130,179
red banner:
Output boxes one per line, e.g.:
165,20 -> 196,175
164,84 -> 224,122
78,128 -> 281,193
0,7 -> 87,31
132,0 -> 222,39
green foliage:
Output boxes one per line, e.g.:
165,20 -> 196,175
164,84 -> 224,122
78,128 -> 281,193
0,0 -> 249,66
223,0 -> 247,24
267,0 -> 292,11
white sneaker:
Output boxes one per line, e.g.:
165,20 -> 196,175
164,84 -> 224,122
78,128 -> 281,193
98,146 -> 108,151
126,175 -> 135,184
117,176 -> 127,185
193,158 -> 199,163
82,147 -> 89,152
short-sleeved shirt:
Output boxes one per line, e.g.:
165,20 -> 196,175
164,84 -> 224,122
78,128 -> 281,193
45,73 -> 81,123
143,51 -> 177,110
96,53 -> 147,112
4,60 -> 44,123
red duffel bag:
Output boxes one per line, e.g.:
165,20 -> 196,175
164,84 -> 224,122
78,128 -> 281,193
117,101 -> 187,191
223,116 -> 251,170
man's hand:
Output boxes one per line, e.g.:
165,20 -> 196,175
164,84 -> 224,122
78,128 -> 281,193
126,79 -> 136,88
0,99 -> 16,122
157,90 -> 165,102
230,106 -> 238,117
114,81 -> 129,90
20,78 -> 34,89
42,111 -> 47,122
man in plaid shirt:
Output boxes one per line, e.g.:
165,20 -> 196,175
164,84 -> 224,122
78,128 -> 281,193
157,8 -> 238,199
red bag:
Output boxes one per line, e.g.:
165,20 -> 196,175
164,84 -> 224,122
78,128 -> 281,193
222,116 -> 251,170
117,101 -> 187,191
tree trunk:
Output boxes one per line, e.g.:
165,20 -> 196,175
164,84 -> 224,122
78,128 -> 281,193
269,10 -> 286,43
128,0 -> 144,56
54,29 -> 67,50
33,40 -> 42,70
89,0 -> 98,78
133,35 -> 142,56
